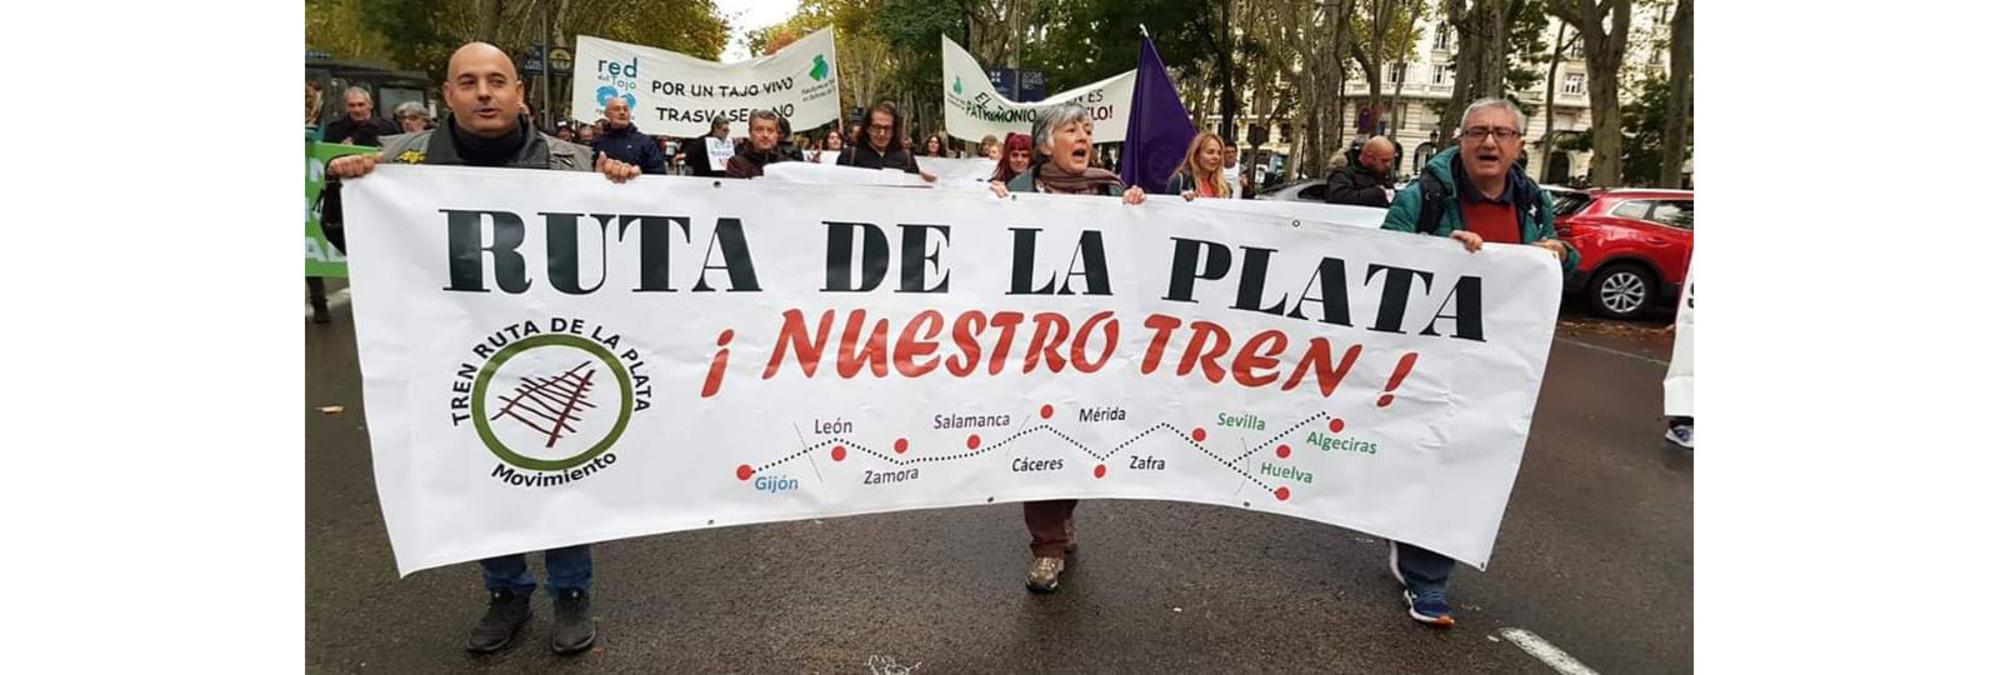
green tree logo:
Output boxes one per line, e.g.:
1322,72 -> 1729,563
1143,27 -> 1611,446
952,76 -> 963,95
810,55 -> 829,81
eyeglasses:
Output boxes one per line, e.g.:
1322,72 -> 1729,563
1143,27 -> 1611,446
1461,127 -> 1522,141
867,124 -> 893,133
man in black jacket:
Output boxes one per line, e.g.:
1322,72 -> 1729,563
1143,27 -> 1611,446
839,103 -> 934,182
591,97 -> 667,174
1324,136 -> 1398,207
321,87 -> 400,146
324,41 -> 641,657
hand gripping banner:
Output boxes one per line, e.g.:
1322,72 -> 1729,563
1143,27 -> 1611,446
343,167 -> 1561,575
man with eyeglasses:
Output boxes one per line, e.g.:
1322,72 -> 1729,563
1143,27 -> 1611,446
838,102 -> 936,182
1377,97 -> 1577,629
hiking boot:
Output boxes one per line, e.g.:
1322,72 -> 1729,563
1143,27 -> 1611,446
466,589 -> 532,653
1403,588 -> 1456,628
1025,556 -> 1066,593
550,588 -> 596,655
1064,519 -> 1078,555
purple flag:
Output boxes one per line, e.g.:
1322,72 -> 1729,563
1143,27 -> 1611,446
1120,34 -> 1199,194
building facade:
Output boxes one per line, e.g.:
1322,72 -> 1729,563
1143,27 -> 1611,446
1210,2 -> 1679,187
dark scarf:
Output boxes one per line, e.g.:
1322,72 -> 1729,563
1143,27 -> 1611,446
449,116 -> 530,167
1035,160 -> 1124,195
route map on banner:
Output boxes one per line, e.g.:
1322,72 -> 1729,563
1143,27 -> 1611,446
343,167 -> 1561,576
941,35 -> 1135,143
571,28 -> 841,138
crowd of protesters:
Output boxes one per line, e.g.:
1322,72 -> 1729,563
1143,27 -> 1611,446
311,39 -> 1584,654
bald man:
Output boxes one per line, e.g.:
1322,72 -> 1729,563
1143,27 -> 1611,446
324,42 -> 636,657
1324,136 -> 1399,207
593,96 -> 667,174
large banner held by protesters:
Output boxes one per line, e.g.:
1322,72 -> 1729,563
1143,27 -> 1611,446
942,36 -> 1135,144
571,28 -> 841,138
345,168 -> 1560,575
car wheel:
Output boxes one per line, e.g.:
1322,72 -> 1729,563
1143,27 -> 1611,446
1589,263 -> 1655,320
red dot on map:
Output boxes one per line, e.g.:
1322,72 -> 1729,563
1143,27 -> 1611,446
1094,464 -> 1107,479
967,434 -> 981,449
1276,444 -> 1292,459
1276,486 -> 1292,501
1329,418 -> 1346,433
894,438 -> 909,454
1192,427 -> 1207,442
1040,404 -> 1054,419
716,329 -> 734,346
831,445 -> 847,462
1377,395 -> 1395,407
735,465 -> 753,481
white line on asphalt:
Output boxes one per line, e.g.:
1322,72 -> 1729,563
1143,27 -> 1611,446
306,288 -> 352,317
1499,628 -> 1600,675
1554,336 -> 1669,367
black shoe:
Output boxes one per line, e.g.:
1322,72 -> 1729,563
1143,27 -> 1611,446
466,589 -> 532,653
310,307 -> 331,324
550,589 -> 596,655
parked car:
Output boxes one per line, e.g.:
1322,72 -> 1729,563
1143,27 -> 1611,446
1255,179 -> 1329,202
1555,188 -> 1694,319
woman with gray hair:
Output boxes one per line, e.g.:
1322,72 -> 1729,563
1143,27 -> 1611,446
990,101 -> 1146,205
392,101 -> 431,134
990,101 -> 1143,596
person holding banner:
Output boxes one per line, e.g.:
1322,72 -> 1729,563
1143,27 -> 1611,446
840,103 -> 935,182
592,97 -> 668,175
324,41 -> 643,655
988,132 -> 1033,185
980,134 -> 1002,161
725,110 -> 793,179
682,119 -> 733,178
1166,131 -> 1234,200
990,102 -> 1146,206
986,101 -> 1144,593
1376,98 -> 1573,628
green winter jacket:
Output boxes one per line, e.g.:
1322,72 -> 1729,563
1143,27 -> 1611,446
1383,147 -> 1578,276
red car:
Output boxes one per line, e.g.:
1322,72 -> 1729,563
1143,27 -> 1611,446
1552,188 -> 1695,319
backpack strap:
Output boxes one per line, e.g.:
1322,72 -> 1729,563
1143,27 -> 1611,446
1416,172 -> 1450,236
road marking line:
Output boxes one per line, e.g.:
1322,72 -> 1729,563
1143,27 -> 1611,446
1554,336 -> 1669,367
306,288 -> 351,317
1499,628 -> 1599,675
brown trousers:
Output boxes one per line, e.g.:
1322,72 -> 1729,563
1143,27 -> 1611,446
1022,499 -> 1078,558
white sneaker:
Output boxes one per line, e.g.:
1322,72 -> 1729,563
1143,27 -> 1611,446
1665,423 -> 1693,449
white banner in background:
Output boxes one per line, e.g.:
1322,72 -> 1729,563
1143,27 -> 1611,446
1664,255 -> 1694,418
917,157 -> 999,191
942,36 -> 1135,143
572,28 -> 841,138
344,167 -> 1561,575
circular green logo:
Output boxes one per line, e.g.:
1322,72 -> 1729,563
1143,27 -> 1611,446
470,334 -> 634,471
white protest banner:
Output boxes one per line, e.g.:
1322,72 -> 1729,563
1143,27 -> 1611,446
572,28 -> 841,138
942,36 -> 1135,143
1664,254 -> 1694,418
704,137 -> 734,173
760,161 -> 932,187
344,167 -> 1560,575
917,157 -> 999,191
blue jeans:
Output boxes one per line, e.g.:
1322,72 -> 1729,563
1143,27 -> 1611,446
479,544 -> 592,594
1393,541 -> 1455,596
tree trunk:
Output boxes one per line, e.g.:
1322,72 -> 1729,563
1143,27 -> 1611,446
1441,0 -> 1510,145
480,0 -> 506,43
1549,0 -> 1632,186
1541,24 -> 1569,180
1218,1 -> 1238,141
1659,0 -> 1692,188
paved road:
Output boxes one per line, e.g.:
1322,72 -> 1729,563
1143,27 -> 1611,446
306,296 -> 1690,673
